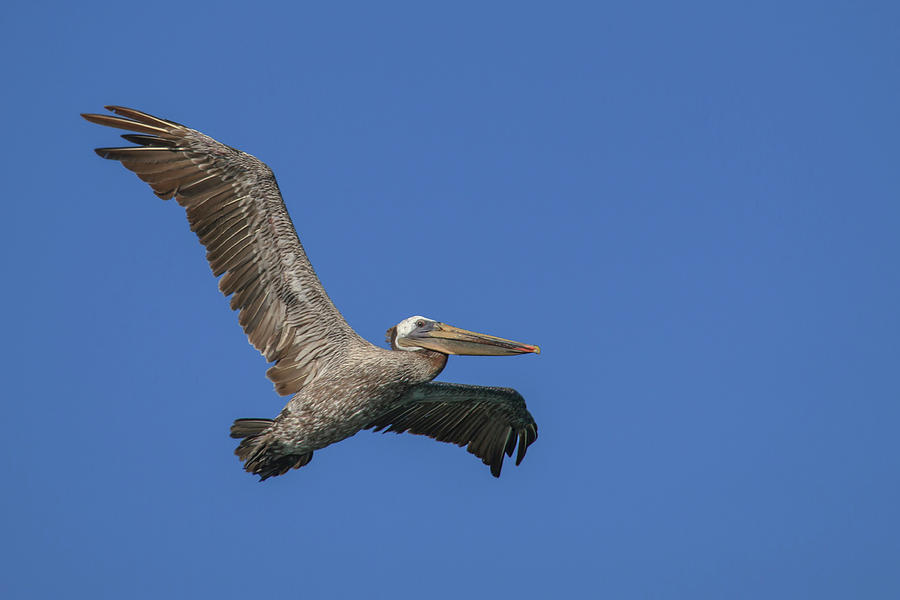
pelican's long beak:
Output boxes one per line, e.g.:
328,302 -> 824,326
415,322 -> 541,356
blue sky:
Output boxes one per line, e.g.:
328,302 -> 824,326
3,1 -> 899,598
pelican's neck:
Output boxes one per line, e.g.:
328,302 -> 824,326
405,348 -> 448,382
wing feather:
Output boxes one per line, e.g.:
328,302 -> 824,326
83,106 -> 368,395
366,382 -> 538,477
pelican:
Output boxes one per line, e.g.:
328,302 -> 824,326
82,106 -> 541,480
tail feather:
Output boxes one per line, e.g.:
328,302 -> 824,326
230,418 -> 313,481
230,418 -> 275,438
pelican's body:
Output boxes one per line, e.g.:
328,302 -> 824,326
83,106 -> 540,479
258,336 -> 447,464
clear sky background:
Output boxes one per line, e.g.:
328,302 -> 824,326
2,1 -> 898,598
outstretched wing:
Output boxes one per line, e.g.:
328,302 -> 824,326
366,382 -> 538,477
82,106 -> 367,395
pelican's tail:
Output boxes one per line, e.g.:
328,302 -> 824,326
230,418 -> 313,481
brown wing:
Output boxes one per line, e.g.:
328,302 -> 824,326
82,106 -> 368,395
366,382 -> 538,477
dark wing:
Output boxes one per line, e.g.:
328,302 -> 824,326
366,382 -> 538,477
82,106 -> 368,395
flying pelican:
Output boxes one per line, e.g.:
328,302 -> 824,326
82,106 -> 540,480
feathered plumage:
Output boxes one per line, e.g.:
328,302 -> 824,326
84,106 -> 540,479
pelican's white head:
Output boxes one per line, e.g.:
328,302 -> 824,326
386,316 -> 437,351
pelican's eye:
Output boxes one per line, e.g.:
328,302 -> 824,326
415,320 -> 425,328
